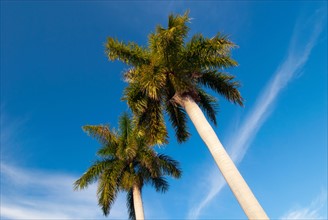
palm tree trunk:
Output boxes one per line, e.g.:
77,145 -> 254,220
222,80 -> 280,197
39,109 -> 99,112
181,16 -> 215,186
177,95 -> 268,219
132,184 -> 145,220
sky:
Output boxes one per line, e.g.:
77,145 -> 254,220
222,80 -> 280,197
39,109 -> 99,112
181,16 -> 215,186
1,1 -> 327,219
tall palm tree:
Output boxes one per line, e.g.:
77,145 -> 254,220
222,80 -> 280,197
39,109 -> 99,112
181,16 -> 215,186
74,113 -> 181,219
105,11 -> 268,219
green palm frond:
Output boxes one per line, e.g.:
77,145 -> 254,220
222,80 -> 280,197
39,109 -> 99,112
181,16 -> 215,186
116,113 -> 139,160
121,171 -> 135,191
74,160 -> 112,190
97,160 -> 126,216
183,33 -> 238,70
165,102 -> 190,143
150,11 -> 190,69
137,150 -> 157,178
126,189 -> 136,220
96,145 -> 116,158
138,99 -> 168,145
198,71 -> 244,106
209,33 -> 238,55
167,10 -> 190,40
83,125 -> 118,147
138,66 -> 166,100
105,37 -> 150,66
123,83 -> 148,114
119,112 -> 133,144
168,72 -> 195,95
150,176 -> 169,193
157,154 -> 182,178
197,88 -> 218,125
97,171 -> 119,216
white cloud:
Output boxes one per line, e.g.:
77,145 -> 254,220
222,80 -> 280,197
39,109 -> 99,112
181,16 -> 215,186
0,162 -> 127,219
281,190 -> 327,219
228,7 -> 326,164
187,167 -> 225,219
0,106 -> 29,163
188,7 -> 327,219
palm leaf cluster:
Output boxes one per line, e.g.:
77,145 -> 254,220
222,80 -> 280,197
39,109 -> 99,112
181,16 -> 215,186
105,11 -> 243,145
74,113 -> 181,219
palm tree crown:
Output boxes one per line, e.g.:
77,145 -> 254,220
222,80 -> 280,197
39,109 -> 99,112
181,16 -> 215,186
105,11 -> 243,145
74,113 -> 181,219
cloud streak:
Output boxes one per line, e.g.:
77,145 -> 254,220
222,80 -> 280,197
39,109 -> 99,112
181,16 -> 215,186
280,190 -> 327,219
188,8 -> 326,219
0,162 -> 127,219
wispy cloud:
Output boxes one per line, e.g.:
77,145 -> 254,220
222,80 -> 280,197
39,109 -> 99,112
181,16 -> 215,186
0,105 -> 29,163
0,162 -> 127,219
188,8 -> 326,219
280,190 -> 327,219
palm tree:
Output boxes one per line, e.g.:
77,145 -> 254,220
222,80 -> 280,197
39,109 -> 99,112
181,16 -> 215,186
74,113 -> 181,219
105,11 -> 268,219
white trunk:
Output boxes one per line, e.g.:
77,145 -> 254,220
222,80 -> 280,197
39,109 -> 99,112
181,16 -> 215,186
179,96 -> 268,219
133,184 -> 145,220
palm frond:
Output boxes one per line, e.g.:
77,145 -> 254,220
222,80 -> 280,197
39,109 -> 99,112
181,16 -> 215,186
96,145 -> 116,158
105,37 -> 150,66
138,65 -> 166,100
137,148 -> 159,178
196,88 -> 218,125
74,160 -> 112,190
123,83 -> 148,114
119,112 -> 133,143
165,101 -> 190,143
151,11 -> 190,69
126,189 -> 136,220
97,171 -> 119,216
83,125 -> 118,147
168,72 -> 195,95
120,171 -> 135,191
183,33 -> 238,70
166,10 -> 190,50
150,176 -> 169,193
198,71 -> 244,106
157,154 -> 182,178
137,99 -> 168,145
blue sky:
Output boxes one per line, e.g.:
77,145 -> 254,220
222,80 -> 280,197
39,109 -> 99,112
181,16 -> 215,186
1,1 -> 327,219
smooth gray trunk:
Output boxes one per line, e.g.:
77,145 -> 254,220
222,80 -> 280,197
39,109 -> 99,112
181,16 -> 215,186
178,95 -> 268,219
133,184 -> 145,220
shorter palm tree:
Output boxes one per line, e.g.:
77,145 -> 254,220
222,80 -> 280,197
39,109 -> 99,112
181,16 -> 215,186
74,113 -> 181,220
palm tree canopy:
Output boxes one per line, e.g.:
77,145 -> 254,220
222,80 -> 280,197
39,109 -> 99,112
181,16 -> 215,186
74,113 -> 181,218
105,11 -> 243,145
